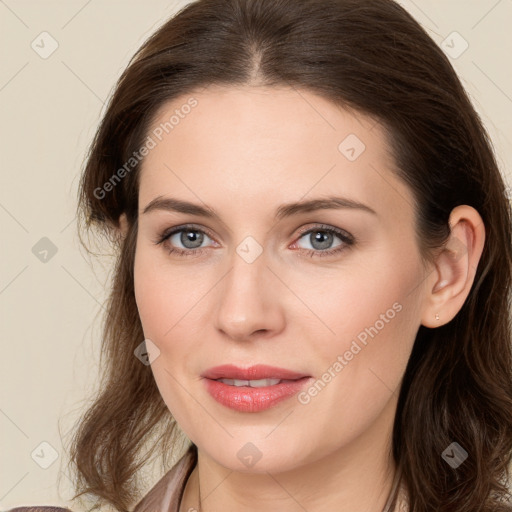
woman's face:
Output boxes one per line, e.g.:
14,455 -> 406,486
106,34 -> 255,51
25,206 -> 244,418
133,85 -> 428,472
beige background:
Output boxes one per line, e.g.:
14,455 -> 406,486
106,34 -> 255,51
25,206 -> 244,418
1,0 -> 511,510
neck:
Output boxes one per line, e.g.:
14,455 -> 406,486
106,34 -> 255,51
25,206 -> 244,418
181,394 -> 400,512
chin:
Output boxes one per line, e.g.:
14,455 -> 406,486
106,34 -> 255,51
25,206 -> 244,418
199,435 -> 313,474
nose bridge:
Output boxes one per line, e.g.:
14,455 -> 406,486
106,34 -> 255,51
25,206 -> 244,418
214,241 -> 283,339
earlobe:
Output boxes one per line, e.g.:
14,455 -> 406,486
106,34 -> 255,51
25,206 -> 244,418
421,205 -> 485,328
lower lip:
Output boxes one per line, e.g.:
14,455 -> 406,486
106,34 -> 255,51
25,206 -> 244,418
203,377 -> 312,412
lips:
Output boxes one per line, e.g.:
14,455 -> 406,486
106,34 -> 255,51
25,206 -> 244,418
204,377 -> 311,412
201,364 -> 312,412
201,364 -> 309,381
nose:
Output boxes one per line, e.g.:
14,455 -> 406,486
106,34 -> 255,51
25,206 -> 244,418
214,248 -> 286,342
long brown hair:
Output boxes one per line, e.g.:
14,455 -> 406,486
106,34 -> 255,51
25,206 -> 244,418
68,0 -> 512,510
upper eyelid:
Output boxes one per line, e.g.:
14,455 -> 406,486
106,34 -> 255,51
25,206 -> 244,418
295,224 -> 353,240
164,223 -> 216,241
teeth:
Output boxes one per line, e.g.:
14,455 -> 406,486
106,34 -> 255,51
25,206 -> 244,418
218,378 -> 282,387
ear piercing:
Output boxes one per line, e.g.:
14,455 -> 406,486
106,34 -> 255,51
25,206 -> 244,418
435,313 -> 440,320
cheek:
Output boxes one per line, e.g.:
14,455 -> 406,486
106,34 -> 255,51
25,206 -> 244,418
133,247 -> 216,402
133,244 -> 178,352
296,257 -> 422,446
133,263 -> 167,341
308,249 -> 423,381
133,250 -> 199,424
133,246 -> 202,340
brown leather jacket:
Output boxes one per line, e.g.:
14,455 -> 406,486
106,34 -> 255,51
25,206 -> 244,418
6,445 -> 197,512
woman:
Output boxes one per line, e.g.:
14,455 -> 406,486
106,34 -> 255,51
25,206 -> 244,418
10,0 -> 512,510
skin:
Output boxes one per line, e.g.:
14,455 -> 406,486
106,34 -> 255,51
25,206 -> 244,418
118,85 -> 485,511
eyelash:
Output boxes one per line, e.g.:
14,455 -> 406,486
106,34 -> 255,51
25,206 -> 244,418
153,223 -> 355,259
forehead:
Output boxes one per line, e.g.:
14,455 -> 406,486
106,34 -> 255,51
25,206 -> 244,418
138,85 -> 415,225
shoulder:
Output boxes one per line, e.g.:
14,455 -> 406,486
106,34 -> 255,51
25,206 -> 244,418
6,446 -> 197,512
5,508 -> 73,512
133,443 -> 198,512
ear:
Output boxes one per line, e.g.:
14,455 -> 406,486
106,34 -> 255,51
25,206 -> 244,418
115,212 -> 129,240
420,205 -> 486,328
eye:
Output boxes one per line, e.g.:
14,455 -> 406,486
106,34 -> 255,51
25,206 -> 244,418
292,224 -> 355,257
153,224 -> 216,257
153,223 -> 355,259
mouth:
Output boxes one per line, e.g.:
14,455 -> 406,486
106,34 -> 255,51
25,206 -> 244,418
201,364 -> 312,412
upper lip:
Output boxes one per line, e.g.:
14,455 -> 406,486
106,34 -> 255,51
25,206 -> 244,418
201,364 -> 310,381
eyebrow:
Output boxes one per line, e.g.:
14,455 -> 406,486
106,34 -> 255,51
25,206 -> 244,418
142,195 -> 378,220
